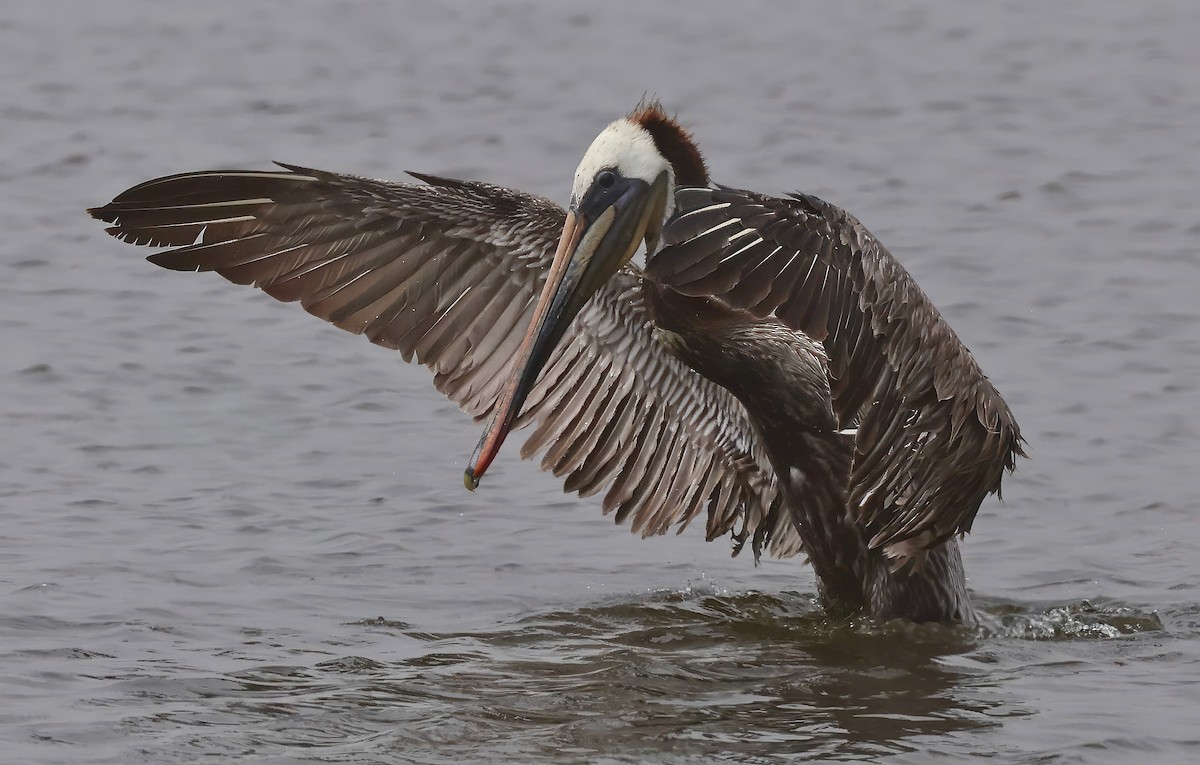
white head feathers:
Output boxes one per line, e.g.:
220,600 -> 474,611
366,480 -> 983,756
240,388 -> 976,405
570,119 -> 675,215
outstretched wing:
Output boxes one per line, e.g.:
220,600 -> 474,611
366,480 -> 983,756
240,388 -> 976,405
90,166 -> 796,557
519,271 -> 796,559
649,186 -> 1024,555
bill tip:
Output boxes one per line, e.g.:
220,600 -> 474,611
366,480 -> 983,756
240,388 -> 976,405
463,468 -> 480,491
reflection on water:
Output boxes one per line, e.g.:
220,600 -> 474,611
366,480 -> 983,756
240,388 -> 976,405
98,590 -> 1166,763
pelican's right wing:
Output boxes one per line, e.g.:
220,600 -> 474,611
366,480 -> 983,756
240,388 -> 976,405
519,270 -> 795,559
90,166 -> 792,558
91,165 -> 566,416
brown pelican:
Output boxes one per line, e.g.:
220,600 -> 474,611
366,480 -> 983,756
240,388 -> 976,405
89,102 -> 1023,623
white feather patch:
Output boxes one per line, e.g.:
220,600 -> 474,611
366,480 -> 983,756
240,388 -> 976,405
571,119 -> 674,214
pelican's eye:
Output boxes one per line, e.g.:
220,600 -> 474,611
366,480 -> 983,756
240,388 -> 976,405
596,170 -> 617,189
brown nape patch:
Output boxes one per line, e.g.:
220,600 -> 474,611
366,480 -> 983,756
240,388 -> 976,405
628,102 -> 709,187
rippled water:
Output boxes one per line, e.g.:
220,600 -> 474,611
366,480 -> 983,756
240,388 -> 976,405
3,1 -> 1199,762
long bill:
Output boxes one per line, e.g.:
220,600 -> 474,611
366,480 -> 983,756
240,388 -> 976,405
464,171 -> 669,490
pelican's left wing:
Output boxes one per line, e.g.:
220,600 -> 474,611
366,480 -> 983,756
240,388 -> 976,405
90,166 -> 795,558
649,186 -> 1024,559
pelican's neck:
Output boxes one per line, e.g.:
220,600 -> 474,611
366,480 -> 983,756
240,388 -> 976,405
628,103 -> 708,187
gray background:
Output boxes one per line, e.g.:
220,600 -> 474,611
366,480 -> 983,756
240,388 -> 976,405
2,2 -> 1198,763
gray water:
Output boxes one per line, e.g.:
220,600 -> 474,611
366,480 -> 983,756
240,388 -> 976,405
3,1 -> 1198,762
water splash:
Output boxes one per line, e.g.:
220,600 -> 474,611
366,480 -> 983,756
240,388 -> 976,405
983,599 -> 1164,640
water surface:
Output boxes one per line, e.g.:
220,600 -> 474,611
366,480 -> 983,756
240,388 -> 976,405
2,2 -> 1198,762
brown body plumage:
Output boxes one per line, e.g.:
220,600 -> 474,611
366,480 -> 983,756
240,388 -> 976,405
89,103 -> 1023,622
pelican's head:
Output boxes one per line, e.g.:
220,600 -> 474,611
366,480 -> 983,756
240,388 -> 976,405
465,103 -> 708,488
